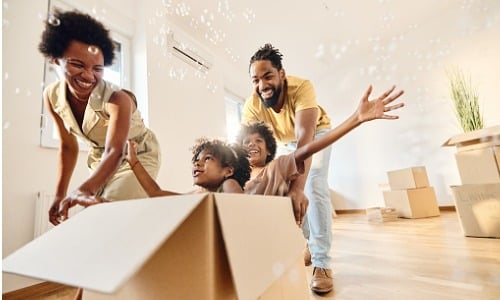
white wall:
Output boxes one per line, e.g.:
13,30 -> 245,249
2,0 -> 72,291
135,2 -> 229,192
315,6 -> 500,210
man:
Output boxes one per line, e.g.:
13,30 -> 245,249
242,43 -> 334,293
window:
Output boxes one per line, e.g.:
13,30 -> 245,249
40,2 -> 131,150
224,89 -> 245,143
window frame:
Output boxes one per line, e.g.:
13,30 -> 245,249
224,88 -> 245,143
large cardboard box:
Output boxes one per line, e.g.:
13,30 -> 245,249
443,125 -> 500,184
387,166 -> 430,190
454,146 -> 500,184
450,183 -> 500,238
2,193 -> 309,299
383,187 -> 440,218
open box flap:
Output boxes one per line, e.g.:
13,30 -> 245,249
214,193 -> 304,300
442,125 -> 500,147
2,194 -> 207,293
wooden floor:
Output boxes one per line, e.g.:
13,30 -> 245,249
4,211 -> 499,299
305,211 -> 500,300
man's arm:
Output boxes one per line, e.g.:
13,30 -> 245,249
288,107 -> 318,226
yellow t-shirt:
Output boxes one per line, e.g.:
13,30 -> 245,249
242,75 -> 331,144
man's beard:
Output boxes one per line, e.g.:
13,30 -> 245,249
258,85 -> 282,108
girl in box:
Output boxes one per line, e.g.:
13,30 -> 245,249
127,137 -> 250,196
63,137 -> 250,212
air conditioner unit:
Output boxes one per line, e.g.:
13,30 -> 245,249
167,31 -> 213,71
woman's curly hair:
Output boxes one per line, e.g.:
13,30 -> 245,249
236,121 -> 277,164
248,43 -> 283,73
38,9 -> 115,66
191,138 -> 251,190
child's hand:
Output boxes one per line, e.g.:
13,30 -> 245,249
126,140 -> 139,165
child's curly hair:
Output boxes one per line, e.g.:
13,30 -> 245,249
38,9 -> 115,66
191,138 -> 251,190
236,121 -> 277,164
248,43 -> 283,73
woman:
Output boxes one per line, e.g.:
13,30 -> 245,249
38,9 -> 161,225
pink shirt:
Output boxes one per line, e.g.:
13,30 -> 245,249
244,153 -> 304,196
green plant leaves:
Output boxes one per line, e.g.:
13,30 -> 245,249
447,67 -> 483,132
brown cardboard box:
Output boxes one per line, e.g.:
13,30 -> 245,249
454,146 -> 500,184
383,187 -> 440,218
450,183 -> 500,238
2,193 -> 309,299
387,166 -> 430,190
366,207 -> 398,222
443,125 -> 500,184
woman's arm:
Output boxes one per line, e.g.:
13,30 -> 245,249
77,90 -> 133,194
44,90 -> 79,225
59,90 -> 137,221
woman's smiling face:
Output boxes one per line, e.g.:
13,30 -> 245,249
57,40 -> 104,100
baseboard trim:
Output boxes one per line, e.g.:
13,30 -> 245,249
439,205 -> 456,212
335,209 -> 366,215
335,206 -> 456,215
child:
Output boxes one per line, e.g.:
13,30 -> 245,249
236,84 -> 405,226
126,137 -> 251,196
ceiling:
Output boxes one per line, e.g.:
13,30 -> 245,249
154,0 -> 499,84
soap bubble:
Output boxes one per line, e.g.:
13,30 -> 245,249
48,14 -> 60,26
272,262 -> 285,277
87,46 -> 100,55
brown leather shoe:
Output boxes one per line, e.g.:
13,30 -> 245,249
310,267 -> 333,293
304,244 -> 312,266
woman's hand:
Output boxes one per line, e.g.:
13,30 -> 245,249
49,198 -> 63,225
57,190 -> 109,222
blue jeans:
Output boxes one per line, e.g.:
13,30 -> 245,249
279,129 -> 332,269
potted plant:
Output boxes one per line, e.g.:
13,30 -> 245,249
447,67 -> 484,132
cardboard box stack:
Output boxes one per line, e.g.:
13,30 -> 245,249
383,166 -> 440,218
443,125 -> 500,238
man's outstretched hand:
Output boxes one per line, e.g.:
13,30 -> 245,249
357,85 -> 405,123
